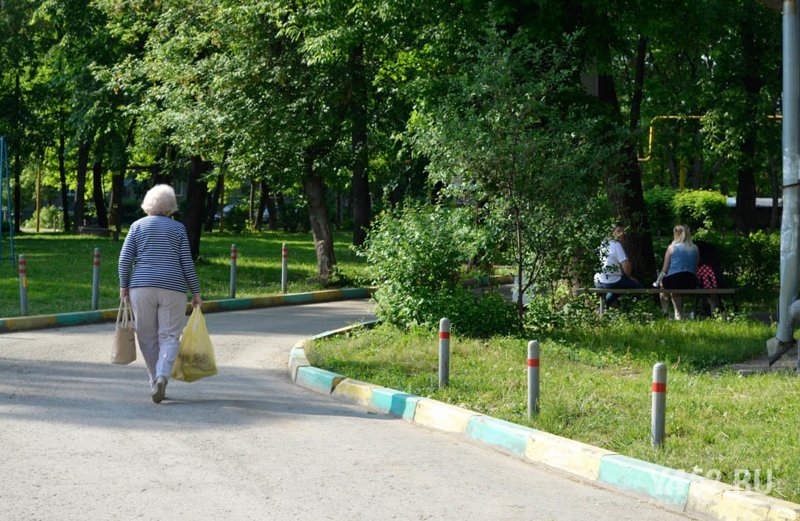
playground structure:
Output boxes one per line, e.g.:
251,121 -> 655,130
0,136 -> 14,268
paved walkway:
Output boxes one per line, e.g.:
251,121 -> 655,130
0,300 -> 696,520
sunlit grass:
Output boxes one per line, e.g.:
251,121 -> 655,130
308,319 -> 800,503
0,230 -> 368,318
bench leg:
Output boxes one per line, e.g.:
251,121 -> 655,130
599,295 -> 605,317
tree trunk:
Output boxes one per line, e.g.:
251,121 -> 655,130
265,183 -> 278,230
247,178 -> 254,227
204,174 -> 223,232
74,141 -> 90,231
303,166 -> 336,280
255,180 -> 267,231
277,192 -> 290,232
184,156 -> 211,260
349,43 -> 371,247
735,6 -> 762,235
598,68 -> 656,282
58,130 -> 71,232
110,119 -> 137,240
667,153 -> 679,188
691,157 -> 703,189
92,138 -> 108,228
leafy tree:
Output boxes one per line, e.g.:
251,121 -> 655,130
410,27 -> 611,318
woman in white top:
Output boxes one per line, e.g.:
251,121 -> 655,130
594,224 -> 642,306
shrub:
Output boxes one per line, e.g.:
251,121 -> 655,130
225,204 -> 249,233
360,203 -> 517,337
733,230 -> 780,300
672,190 -> 730,232
644,186 -> 677,237
22,205 -> 64,231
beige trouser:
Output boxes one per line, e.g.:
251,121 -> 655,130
129,287 -> 187,387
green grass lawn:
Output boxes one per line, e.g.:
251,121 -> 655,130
307,318 -> 800,503
0,230 -> 369,318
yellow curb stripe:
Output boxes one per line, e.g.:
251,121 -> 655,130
331,379 -> 376,408
524,429 -> 616,481
412,399 -> 480,433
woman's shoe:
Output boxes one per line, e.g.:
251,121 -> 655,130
152,376 -> 167,404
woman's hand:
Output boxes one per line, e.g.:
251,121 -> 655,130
120,288 -> 129,301
191,293 -> 202,308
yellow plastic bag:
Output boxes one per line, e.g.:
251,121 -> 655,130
172,306 -> 217,382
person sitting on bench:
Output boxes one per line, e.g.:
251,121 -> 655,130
594,223 -> 642,307
655,224 -> 699,320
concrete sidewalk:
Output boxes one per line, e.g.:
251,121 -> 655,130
290,322 -> 800,521
1,299 -> 694,521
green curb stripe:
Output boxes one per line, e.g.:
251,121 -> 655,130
55,311 -> 105,326
283,293 -> 315,305
466,416 -> 532,456
295,366 -> 344,395
370,387 -> 419,420
217,298 -> 254,311
340,288 -> 371,298
598,455 -> 701,507
0,287 -> 373,333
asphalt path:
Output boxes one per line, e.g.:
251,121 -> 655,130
0,300 -> 697,520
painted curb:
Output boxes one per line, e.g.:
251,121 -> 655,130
524,428 -> 616,481
598,455 -> 702,508
687,479 -> 800,521
332,378 -> 378,407
465,416 -> 532,456
288,347 -> 311,382
370,387 -> 419,421
295,366 -> 344,395
290,320 -> 800,521
0,287 -> 375,334
413,399 -> 481,434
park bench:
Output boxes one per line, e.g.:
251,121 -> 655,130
576,287 -> 739,317
77,226 -> 110,237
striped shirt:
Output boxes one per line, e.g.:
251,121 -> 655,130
118,215 -> 201,296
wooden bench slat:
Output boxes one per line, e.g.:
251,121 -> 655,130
578,288 -> 737,295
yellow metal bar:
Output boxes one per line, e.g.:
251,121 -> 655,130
638,115 -> 781,162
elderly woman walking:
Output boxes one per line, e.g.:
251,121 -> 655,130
119,184 -> 202,403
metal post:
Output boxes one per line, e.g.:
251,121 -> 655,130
527,340 -> 540,417
651,363 -> 667,447
91,248 -> 101,310
773,0 -> 800,363
18,254 -> 27,316
281,243 -> 288,294
438,318 -> 450,388
229,244 -> 237,298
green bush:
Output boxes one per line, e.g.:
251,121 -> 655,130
644,186 -> 677,237
22,205 -> 64,231
733,230 -> 780,300
672,190 -> 730,232
225,204 -> 249,233
360,203 -> 517,337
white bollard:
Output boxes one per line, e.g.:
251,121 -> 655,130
91,248 -> 101,310
229,244 -> 237,298
439,318 -> 450,388
281,243 -> 288,294
651,362 -> 667,446
527,340 -> 540,417
19,254 -> 28,316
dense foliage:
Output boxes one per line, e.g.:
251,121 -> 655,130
360,204 -> 517,337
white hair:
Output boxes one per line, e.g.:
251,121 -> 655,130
141,184 -> 178,216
